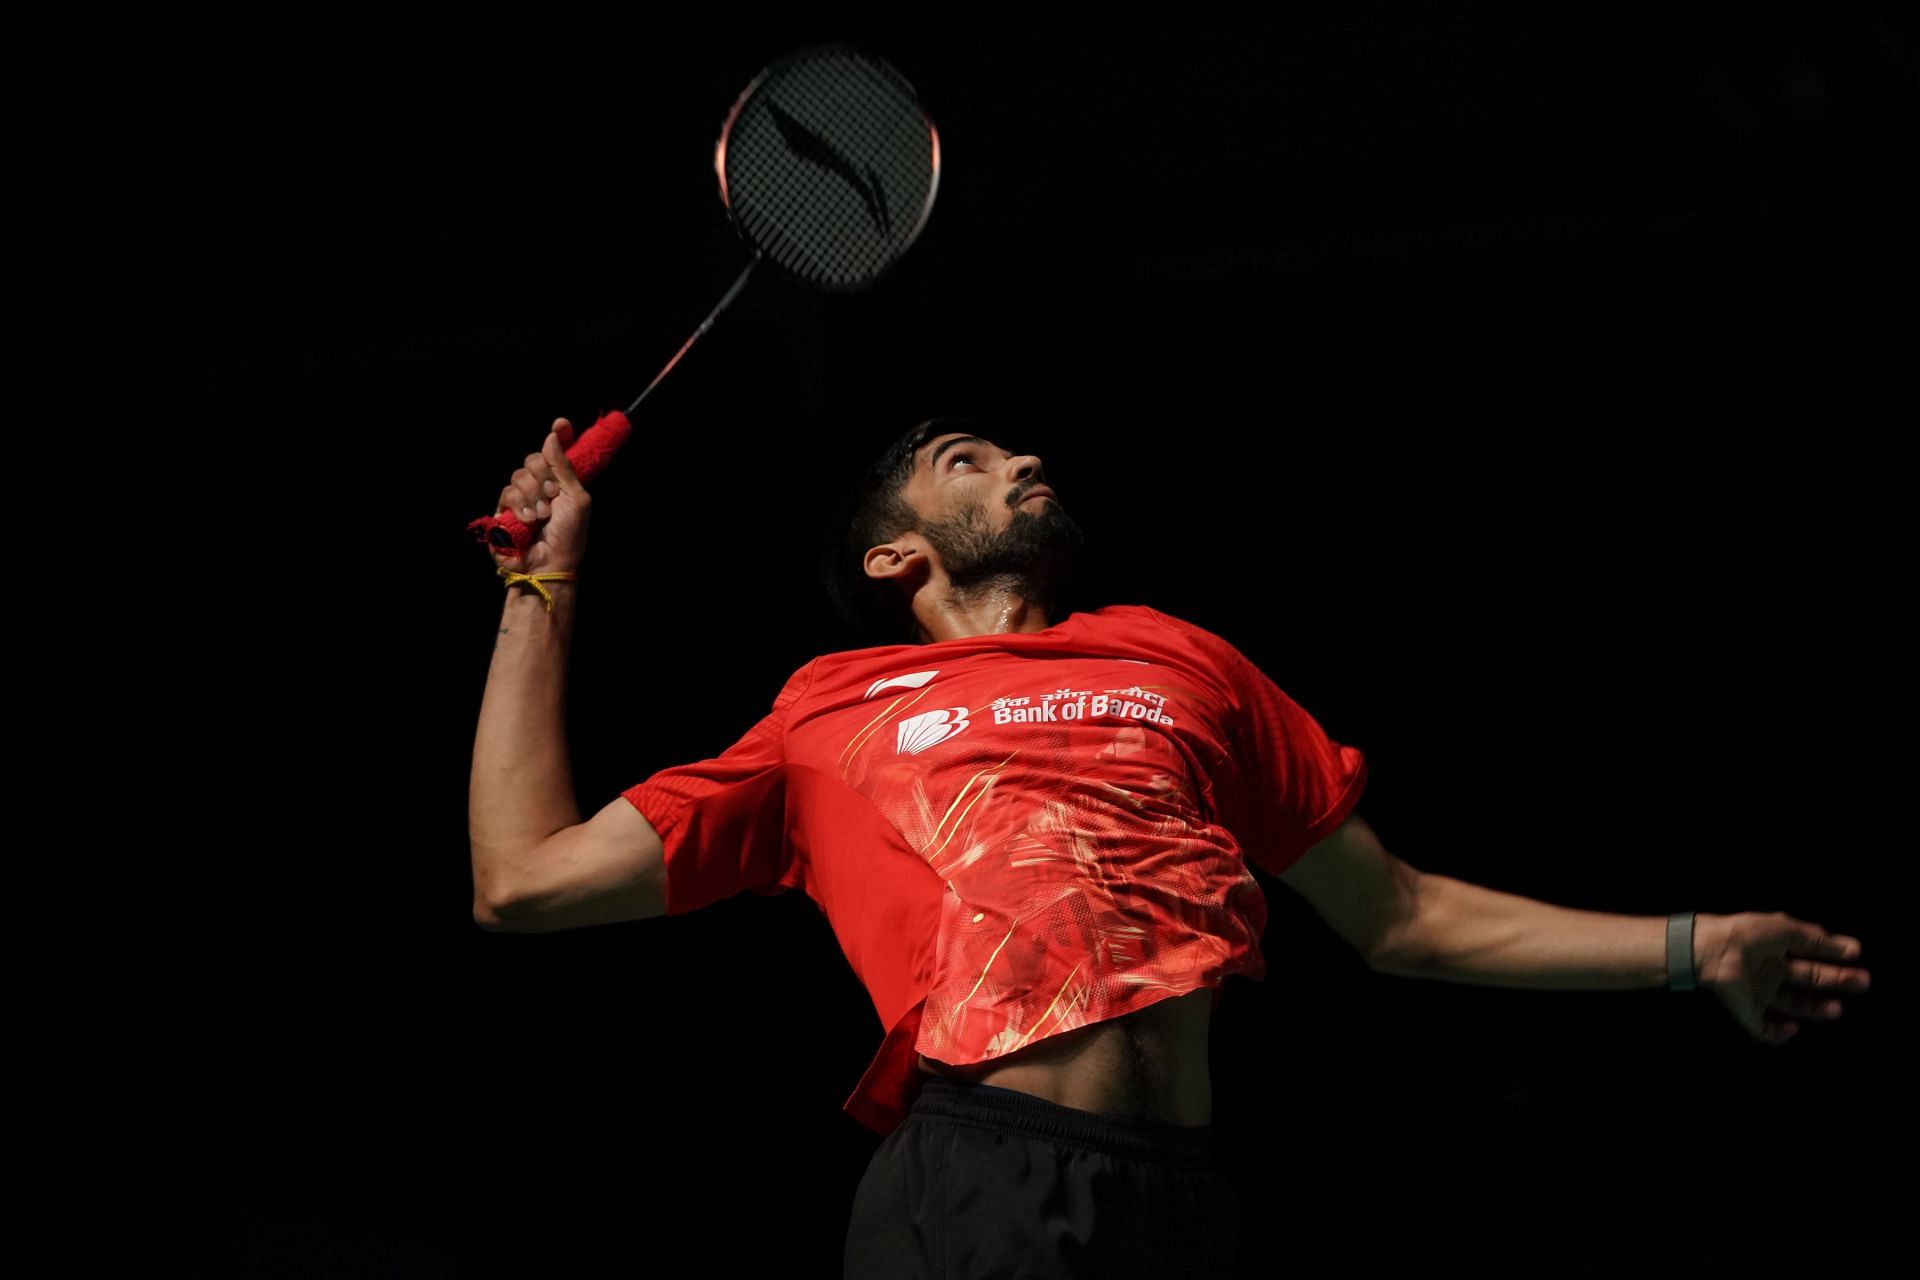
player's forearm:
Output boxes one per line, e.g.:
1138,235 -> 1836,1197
1383,872 -> 1714,990
469,581 -> 584,906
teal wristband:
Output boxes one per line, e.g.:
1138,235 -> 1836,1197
1666,912 -> 1697,991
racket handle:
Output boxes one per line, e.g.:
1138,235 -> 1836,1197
466,409 -> 634,559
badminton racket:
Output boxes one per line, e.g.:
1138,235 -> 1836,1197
469,42 -> 942,557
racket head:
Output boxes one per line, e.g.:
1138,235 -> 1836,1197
715,42 -> 941,294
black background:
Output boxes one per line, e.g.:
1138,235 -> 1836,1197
144,15 -> 1907,1275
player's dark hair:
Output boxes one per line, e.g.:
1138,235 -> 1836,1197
820,415 -> 982,646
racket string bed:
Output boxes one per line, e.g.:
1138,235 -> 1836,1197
726,47 -> 937,288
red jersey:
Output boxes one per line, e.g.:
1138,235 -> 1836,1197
621,604 -> 1368,1134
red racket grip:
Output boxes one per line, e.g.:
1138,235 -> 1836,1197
467,410 -> 633,559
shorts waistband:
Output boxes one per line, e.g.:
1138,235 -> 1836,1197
908,1076 -> 1218,1171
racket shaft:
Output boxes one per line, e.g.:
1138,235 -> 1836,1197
467,410 -> 632,557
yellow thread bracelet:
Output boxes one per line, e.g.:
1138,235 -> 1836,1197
497,566 -> 579,613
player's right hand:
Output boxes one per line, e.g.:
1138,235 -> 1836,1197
491,417 -> 592,576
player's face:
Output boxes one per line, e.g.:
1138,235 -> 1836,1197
903,432 -> 1084,587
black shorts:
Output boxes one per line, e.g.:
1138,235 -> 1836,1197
844,1076 -> 1240,1279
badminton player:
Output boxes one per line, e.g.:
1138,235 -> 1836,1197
468,415 -> 1871,1279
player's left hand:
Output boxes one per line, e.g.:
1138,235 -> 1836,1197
1694,912 -> 1870,1046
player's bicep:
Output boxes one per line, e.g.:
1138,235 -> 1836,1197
1278,811 -> 1424,970
477,796 -> 668,932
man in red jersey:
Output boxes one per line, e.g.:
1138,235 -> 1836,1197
468,414 -> 1871,1280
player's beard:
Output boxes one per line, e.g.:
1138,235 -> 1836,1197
918,494 -> 1085,605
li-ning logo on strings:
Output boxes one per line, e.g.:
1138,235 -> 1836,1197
766,101 -> 893,235
896,708 -> 970,755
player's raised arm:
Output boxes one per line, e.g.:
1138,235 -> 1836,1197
468,418 -> 666,931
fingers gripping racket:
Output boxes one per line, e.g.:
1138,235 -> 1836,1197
468,43 -> 942,557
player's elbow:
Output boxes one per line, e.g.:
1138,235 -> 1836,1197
1366,862 -> 1448,976
473,884 -> 570,932
471,871 -> 517,931
472,889 -> 516,932
470,856 -> 535,933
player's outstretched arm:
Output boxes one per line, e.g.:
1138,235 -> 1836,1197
1283,816 -> 1872,1046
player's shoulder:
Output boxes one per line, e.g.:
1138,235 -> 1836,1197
1099,602 -> 1235,651
1079,604 -> 1258,689
1077,601 -> 1183,633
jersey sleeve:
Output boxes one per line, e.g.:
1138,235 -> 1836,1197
1145,609 -> 1368,878
619,658 -> 818,915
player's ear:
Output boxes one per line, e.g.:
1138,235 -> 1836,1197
865,533 -> 929,585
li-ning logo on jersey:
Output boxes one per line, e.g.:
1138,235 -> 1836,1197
896,707 -> 971,755
865,669 -> 940,700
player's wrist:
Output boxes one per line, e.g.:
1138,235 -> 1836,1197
1688,913 -> 1731,991
494,559 -> 584,579
497,565 -> 582,615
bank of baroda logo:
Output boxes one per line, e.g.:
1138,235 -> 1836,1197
895,707 -> 971,755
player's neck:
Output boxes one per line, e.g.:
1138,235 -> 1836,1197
913,584 -> 1054,643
